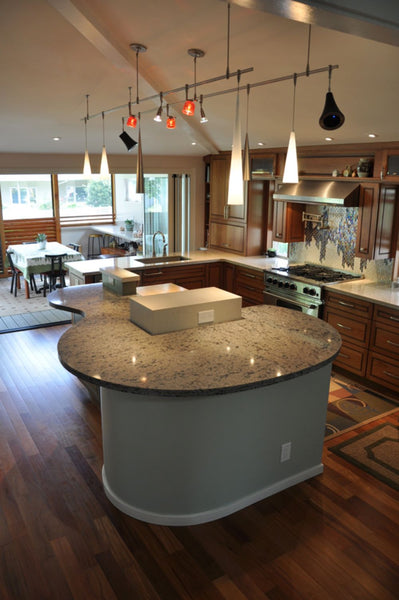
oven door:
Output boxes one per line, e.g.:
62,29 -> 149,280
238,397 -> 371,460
263,291 -> 322,318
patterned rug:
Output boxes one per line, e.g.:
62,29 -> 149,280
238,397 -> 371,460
326,375 -> 398,438
329,423 -> 399,490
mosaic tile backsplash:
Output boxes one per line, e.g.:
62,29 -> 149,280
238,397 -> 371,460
289,206 -> 393,282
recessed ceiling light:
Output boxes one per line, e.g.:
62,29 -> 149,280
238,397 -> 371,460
52,136 -> 61,141
368,133 -> 377,138
325,136 -> 333,141
257,142 -> 265,146
191,141 -> 197,146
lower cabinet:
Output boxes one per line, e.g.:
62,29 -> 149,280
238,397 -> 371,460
233,265 -> 264,306
324,289 -> 399,397
367,304 -> 399,393
140,263 -> 207,289
323,290 -> 372,377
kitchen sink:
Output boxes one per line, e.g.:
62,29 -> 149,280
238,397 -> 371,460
136,255 -> 191,265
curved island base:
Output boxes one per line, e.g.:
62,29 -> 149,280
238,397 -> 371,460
100,365 -> 330,526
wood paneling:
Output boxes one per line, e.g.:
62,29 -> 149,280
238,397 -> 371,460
0,325 -> 398,599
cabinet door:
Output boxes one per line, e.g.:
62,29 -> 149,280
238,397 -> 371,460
209,222 -> 245,253
272,201 -> 304,242
355,183 -> 379,259
210,157 -> 229,219
374,185 -> 397,260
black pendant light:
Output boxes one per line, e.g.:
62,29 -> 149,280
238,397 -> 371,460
119,117 -> 137,151
319,65 -> 345,130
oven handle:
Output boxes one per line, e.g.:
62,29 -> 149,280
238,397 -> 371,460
264,291 -> 322,310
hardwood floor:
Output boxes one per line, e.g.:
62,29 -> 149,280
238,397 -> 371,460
1,325 -> 398,600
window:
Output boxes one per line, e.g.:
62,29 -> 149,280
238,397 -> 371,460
114,174 -> 169,255
0,175 -> 53,219
58,174 -> 113,226
273,241 -> 288,257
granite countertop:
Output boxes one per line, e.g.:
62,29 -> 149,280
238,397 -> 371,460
49,284 -> 341,397
326,279 -> 399,309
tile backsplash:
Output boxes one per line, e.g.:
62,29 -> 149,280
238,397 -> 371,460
289,206 -> 393,282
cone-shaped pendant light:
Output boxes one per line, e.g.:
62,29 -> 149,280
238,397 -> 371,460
243,84 -> 250,181
227,74 -> 244,205
82,95 -> 91,175
283,74 -> 298,184
100,112 -> 109,176
136,113 -> 144,194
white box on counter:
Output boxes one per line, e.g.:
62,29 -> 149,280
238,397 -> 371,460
100,267 -> 140,296
130,287 -> 242,334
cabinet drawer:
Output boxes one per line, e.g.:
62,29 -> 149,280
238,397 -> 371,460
323,290 -> 373,319
325,309 -> 370,347
367,351 -> 399,395
209,222 -> 245,253
373,304 -> 399,329
235,267 -> 264,289
333,340 -> 368,376
234,282 -> 263,304
370,323 -> 399,358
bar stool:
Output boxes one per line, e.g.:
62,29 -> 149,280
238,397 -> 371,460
87,234 -> 103,258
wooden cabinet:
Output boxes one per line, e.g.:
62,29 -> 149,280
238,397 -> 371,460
141,263 -> 206,289
233,265 -> 264,306
367,304 -> 399,394
272,201 -> 305,243
355,183 -> 397,260
208,154 -> 268,256
323,290 -> 373,376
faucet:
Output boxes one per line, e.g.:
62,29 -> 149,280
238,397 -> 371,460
152,230 -> 166,257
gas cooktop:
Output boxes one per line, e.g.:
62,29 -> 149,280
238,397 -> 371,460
270,264 -> 361,284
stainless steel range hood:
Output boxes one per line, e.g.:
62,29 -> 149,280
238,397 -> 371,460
273,180 -> 360,207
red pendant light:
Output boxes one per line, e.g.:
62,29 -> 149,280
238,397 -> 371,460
182,99 -> 195,116
127,114 -> 137,128
166,116 -> 176,129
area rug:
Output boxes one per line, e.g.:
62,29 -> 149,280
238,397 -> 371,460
329,423 -> 399,491
325,375 -> 398,438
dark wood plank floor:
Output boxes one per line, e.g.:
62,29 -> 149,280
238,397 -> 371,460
1,325 -> 398,600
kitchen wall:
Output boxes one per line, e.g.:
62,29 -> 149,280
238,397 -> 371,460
289,206 -> 394,282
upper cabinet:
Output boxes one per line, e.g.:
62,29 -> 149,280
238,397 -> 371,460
272,201 -> 305,243
355,183 -> 397,260
207,153 -> 269,255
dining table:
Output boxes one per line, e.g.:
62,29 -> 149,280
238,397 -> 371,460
7,241 -> 84,299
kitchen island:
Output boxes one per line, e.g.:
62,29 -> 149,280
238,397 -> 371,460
49,283 -> 341,526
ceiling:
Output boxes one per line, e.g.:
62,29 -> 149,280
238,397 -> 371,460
1,0 -> 399,158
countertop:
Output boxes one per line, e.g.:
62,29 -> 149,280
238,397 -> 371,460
65,249 -> 399,310
49,283 -> 341,397
326,279 -> 399,309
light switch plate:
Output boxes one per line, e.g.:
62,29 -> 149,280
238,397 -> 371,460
198,309 -> 215,324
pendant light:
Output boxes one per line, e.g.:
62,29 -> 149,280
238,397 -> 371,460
243,84 -> 250,181
100,111 -> 109,176
136,113 -> 144,194
282,74 -> 298,184
127,44 -> 146,127
166,105 -> 176,129
182,49 -> 204,116
199,95 -> 208,123
319,64 -> 345,130
154,92 -> 163,122
126,86 -> 137,128
82,94 -> 91,175
119,117 -> 137,151
227,71 -> 244,205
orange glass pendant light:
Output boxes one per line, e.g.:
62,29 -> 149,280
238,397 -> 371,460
166,106 -> 176,129
182,84 -> 195,116
127,114 -> 137,128
182,49 -> 204,116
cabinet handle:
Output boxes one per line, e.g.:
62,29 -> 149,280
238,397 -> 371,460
337,322 -> 352,331
275,233 -> 282,239
243,273 -> 256,279
224,205 -> 229,219
144,270 -> 164,277
338,300 -> 354,308
339,352 -> 350,359
389,315 -> 399,323
383,370 -> 399,380
360,247 -> 368,252
222,243 -> 230,248
244,285 -> 257,292
387,339 -> 399,348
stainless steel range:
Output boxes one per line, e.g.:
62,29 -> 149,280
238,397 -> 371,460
263,264 -> 361,318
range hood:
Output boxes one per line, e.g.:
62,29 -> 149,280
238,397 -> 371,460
273,180 -> 360,207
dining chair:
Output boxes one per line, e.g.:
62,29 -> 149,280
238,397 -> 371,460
42,253 -> 67,297
68,243 -> 81,252
6,250 -> 21,296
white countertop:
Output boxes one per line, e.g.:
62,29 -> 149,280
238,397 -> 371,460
326,279 -> 399,309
